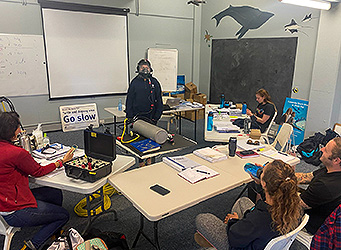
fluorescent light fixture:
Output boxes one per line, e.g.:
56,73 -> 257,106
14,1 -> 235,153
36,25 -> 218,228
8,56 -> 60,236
279,0 -> 331,10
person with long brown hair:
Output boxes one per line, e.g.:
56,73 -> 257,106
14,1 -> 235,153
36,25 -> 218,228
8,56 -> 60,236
246,88 -> 277,133
195,160 -> 302,250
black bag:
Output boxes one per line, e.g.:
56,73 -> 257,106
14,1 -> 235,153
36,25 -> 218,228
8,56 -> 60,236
84,228 -> 129,250
297,128 -> 340,166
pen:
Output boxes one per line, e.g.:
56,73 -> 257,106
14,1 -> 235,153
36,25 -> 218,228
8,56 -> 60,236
277,151 -> 288,156
196,169 -> 210,175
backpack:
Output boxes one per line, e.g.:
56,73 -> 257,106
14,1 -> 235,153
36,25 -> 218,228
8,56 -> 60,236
83,228 -> 129,250
297,128 -> 340,166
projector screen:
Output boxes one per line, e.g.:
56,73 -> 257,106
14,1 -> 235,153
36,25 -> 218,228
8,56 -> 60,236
39,1 -> 130,99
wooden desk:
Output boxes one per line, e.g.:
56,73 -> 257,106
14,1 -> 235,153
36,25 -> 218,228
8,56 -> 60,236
104,105 -> 204,141
108,152 -> 298,249
31,154 -> 136,233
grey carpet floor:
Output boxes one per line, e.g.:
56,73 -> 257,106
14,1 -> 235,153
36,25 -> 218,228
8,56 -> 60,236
1,119 -> 316,250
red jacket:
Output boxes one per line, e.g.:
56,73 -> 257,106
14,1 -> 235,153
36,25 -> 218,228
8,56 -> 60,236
0,140 -> 56,211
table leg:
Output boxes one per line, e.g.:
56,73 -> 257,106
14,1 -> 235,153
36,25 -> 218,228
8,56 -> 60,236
179,113 -> 182,135
132,214 -> 161,249
114,116 -> 117,135
153,221 -> 161,250
132,214 -> 144,248
194,110 -> 197,141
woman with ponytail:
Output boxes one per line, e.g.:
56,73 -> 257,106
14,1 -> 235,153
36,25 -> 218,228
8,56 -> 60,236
195,160 -> 302,250
246,88 -> 277,133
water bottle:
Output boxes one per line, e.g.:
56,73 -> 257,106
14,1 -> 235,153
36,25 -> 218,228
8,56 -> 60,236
207,112 -> 213,131
19,130 -> 32,154
242,103 -> 247,114
229,137 -> 237,157
118,98 -> 122,111
244,163 -> 263,179
42,133 -> 50,147
243,117 -> 251,134
220,94 -> 225,108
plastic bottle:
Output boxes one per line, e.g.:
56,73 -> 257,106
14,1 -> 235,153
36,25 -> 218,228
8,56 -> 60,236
207,112 -> 213,131
244,163 -> 263,179
220,94 -> 225,108
32,124 -> 43,149
242,103 -> 247,114
118,98 -> 122,111
42,133 -> 50,147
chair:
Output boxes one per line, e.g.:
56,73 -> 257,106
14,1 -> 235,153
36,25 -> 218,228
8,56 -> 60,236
0,215 -> 21,250
270,123 -> 293,152
261,111 -> 278,144
264,214 -> 309,250
333,122 -> 341,136
296,230 -> 313,249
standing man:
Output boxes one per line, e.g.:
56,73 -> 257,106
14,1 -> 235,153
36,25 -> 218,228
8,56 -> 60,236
126,59 -> 163,124
296,137 -> 341,234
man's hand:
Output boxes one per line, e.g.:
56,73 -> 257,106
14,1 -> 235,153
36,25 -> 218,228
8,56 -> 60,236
224,212 -> 239,224
296,172 -> 313,184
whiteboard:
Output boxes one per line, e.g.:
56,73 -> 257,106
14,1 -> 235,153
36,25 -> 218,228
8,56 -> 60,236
147,48 -> 178,92
0,33 -> 48,96
41,2 -> 129,99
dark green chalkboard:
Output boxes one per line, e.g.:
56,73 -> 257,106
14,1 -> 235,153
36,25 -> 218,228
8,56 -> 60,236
210,37 -> 298,121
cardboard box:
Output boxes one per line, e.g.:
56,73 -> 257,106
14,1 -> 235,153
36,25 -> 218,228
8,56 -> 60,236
193,93 -> 207,105
185,82 -> 197,93
235,103 -> 243,110
172,93 -> 185,100
183,109 -> 204,121
185,92 -> 195,100
249,129 -> 261,140
185,82 -> 197,99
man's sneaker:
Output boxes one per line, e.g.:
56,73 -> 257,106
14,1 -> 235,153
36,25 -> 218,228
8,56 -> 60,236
194,232 -> 213,248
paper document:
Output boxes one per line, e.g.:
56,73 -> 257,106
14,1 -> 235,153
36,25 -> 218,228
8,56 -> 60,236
178,165 -> 219,184
193,147 -> 228,163
260,149 -> 296,163
163,156 -> 201,172
237,139 -> 265,151
32,143 -> 71,161
214,121 -> 240,133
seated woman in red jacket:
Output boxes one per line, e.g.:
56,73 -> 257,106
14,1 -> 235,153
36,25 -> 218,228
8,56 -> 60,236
0,112 -> 73,250
195,160 -> 302,250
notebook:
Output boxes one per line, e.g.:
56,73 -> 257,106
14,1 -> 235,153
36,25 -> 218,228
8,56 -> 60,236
193,147 -> 228,163
130,139 -> 161,154
178,165 -> 219,184
163,156 -> 201,171
236,150 -> 260,159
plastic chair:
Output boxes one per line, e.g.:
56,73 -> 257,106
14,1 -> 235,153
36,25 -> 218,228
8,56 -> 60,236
296,230 -> 313,249
261,111 -> 277,144
0,215 -> 21,250
271,123 -> 293,152
264,214 -> 309,250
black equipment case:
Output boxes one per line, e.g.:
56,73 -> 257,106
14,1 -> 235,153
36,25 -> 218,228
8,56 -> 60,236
64,129 -> 116,182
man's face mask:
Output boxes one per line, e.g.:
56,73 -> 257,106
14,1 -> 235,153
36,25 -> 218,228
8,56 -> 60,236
139,65 -> 151,78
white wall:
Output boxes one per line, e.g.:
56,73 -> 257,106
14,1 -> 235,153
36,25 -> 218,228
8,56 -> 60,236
306,4 -> 341,135
0,0 -> 201,129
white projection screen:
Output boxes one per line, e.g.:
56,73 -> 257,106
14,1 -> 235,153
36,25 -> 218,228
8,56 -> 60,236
39,1 -> 130,99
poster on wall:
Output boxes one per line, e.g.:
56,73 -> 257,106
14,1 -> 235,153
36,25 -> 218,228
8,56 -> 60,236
281,98 -> 309,145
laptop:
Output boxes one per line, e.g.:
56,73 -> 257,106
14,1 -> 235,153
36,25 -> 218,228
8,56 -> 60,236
165,98 -> 181,108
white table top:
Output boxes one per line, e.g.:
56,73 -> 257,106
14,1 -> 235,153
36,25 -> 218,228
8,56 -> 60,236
30,154 -> 136,194
205,104 -> 247,142
108,152 -> 297,222
104,105 -> 204,118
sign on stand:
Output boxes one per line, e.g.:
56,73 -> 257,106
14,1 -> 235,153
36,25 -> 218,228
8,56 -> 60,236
60,103 -> 99,132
